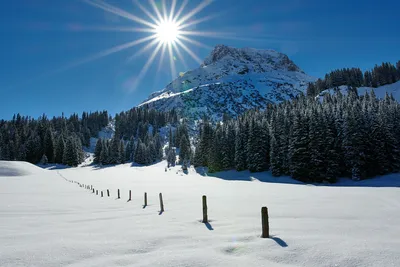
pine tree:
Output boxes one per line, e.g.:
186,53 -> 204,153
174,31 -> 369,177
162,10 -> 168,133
167,147 -> 176,167
100,140 -> 109,165
308,108 -> 325,182
109,137 -> 121,164
289,111 -> 310,182
93,138 -> 102,164
247,120 -> 268,172
179,134 -> 191,169
43,128 -> 55,163
234,124 -> 246,171
63,138 -> 80,167
208,124 -> 223,173
40,154 -> 48,165
54,135 -> 65,164
119,141 -> 125,164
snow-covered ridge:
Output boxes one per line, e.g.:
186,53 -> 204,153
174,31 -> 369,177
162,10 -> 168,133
318,81 -> 400,100
140,45 -> 315,120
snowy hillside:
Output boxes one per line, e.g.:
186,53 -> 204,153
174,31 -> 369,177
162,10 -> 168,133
1,161 -> 400,266
140,45 -> 315,120
318,81 -> 400,100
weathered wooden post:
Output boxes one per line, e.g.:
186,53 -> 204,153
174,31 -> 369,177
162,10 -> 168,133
159,193 -> 164,212
117,189 -> 120,199
92,188 -> 95,193
202,195 -> 208,223
101,191 -> 103,197
96,190 -> 98,195
144,192 -> 147,207
261,207 -> 269,238
128,190 -> 132,201
107,189 -> 110,197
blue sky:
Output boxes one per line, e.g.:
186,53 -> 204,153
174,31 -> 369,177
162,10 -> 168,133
1,0 -> 399,119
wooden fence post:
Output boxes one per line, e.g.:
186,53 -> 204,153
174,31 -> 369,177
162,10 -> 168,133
107,189 -> 110,197
144,192 -> 147,207
128,190 -> 131,201
101,191 -> 103,197
202,195 -> 208,223
261,207 -> 269,238
96,190 -> 98,195
159,193 -> 164,212
117,189 -> 120,199
92,188 -> 94,193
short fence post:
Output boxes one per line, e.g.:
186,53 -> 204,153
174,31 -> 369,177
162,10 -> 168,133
159,193 -> 164,212
128,190 -> 131,201
96,190 -> 98,195
202,195 -> 208,223
92,188 -> 94,193
261,207 -> 269,238
101,191 -> 103,197
117,189 -> 120,199
107,189 -> 110,197
144,192 -> 147,207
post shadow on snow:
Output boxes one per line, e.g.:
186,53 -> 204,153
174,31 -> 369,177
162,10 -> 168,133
195,167 -> 400,188
205,222 -> 214,231
270,236 -> 288,247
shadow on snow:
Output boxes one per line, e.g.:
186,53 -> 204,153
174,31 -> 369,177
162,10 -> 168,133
195,167 -> 400,188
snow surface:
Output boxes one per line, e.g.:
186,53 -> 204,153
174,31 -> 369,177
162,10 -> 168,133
1,161 -> 400,266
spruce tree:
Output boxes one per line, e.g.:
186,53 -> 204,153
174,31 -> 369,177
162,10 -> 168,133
55,135 -> 65,164
289,112 -> 310,182
93,138 -> 102,164
63,138 -> 80,167
179,134 -> 191,169
43,128 -> 55,163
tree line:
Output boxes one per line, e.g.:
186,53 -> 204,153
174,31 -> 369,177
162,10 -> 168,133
0,111 -> 109,166
307,60 -> 400,96
193,90 -> 400,183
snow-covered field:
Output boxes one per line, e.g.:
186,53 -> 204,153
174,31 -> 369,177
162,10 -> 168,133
1,161 -> 400,267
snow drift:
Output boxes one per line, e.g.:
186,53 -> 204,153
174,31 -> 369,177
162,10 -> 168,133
0,161 -> 46,177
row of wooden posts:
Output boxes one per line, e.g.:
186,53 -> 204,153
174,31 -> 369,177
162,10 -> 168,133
66,179 -> 269,238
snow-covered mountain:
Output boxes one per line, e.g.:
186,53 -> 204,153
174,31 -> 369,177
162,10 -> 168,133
140,45 -> 315,120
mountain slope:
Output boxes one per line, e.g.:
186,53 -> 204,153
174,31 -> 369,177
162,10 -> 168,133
140,45 -> 315,120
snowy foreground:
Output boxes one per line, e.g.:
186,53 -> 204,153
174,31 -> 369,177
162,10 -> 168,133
1,161 -> 400,267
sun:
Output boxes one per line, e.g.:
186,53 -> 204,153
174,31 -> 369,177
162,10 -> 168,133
79,0 -> 229,91
155,20 -> 180,44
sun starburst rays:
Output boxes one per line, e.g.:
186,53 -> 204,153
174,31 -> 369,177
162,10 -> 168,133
80,0 -> 220,92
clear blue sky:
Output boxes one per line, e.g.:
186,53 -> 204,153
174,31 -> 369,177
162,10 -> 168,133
1,0 -> 399,119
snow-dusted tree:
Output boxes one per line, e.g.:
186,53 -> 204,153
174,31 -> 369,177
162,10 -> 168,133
40,154 -> 48,165
289,111 -> 310,182
100,140 -> 109,165
55,135 -> 65,164
43,128 -> 55,163
93,138 -> 102,164
166,147 -> 176,167
109,136 -> 121,164
63,138 -> 80,167
119,140 -> 125,164
179,134 -> 191,169
234,123 -> 246,171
